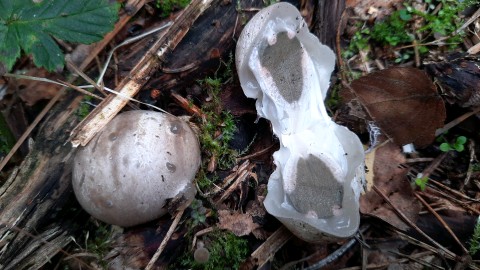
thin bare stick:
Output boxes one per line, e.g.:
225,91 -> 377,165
191,227 -> 215,251
394,229 -> 480,270
70,0 -> 215,147
145,209 -> 185,270
464,140 -> 477,188
429,178 -> 480,203
436,106 -> 480,136
0,90 -> 63,172
372,185 -> 459,260
414,192 -> 469,255
237,144 -> 276,161
249,226 -> 292,269
388,250 -> 444,269
97,22 -> 173,84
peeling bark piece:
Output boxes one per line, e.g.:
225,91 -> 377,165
350,67 -> 446,148
425,55 -> 480,108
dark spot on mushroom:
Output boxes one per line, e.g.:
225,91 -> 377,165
104,200 -> 114,208
108,132 -> 118,141
167,151 -> 172,155
166,162 -> 176,173
79,173 -> 85,187
91,132 -> 102,153
161,175 -> 165,182
122,156 -> 129,166
170,121 -> 183,134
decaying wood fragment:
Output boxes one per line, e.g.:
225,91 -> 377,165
0,0 -> 348,268
0,1 -> 149,268
0,0 -> 264,268
70,0 -> 215,147
243,226 -> 293,269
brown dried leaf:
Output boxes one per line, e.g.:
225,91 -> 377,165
346,0 -> 404,20
360,142 -> 421,231
350,67 -> 446,148
218,210 -> 260,237
17,69 -> 63,106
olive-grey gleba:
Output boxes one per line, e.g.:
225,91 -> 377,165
72,111 -> 200,227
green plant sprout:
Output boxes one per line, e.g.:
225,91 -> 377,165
469,217 -> 480,256
439,135 -> 467,153
415,175 -> 429,191
194,55 -> 239,191
343,0 -> 480,62
0,0 -> 119,71
178,230 -> 248,270
77,94 -> 94,119
78,223 -> 115,268
188,199 -> 207,228
371,10 -> 413,47
155,0 -> 191,17
199,77 -> 238,170
0,113 -> 15,157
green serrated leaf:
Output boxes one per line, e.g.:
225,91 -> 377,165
0,24 -> 20,70
31,33 -> 64,71
0,0 -> 119,71
0,1 -> 13,20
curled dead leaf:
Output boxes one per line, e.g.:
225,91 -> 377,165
349,67 -> 446,148
218,210 -> 260,237
17,69 -> 63,106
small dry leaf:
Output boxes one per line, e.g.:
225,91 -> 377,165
360,142 -> 421,231
17,68 -> 63,106
218,210 -> 260,237
346,0 -> 404,20
350,67 -> 446,148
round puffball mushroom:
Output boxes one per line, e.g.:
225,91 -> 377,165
72,111 -> 201,227
193,247 -> 210,264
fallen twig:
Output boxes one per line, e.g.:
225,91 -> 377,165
145,209 -> 185,270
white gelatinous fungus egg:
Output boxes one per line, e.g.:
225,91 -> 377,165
236,3 -> 365,242
72,111 -> 201,227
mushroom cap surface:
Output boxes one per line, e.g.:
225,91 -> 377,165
72,111 -> 200,227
